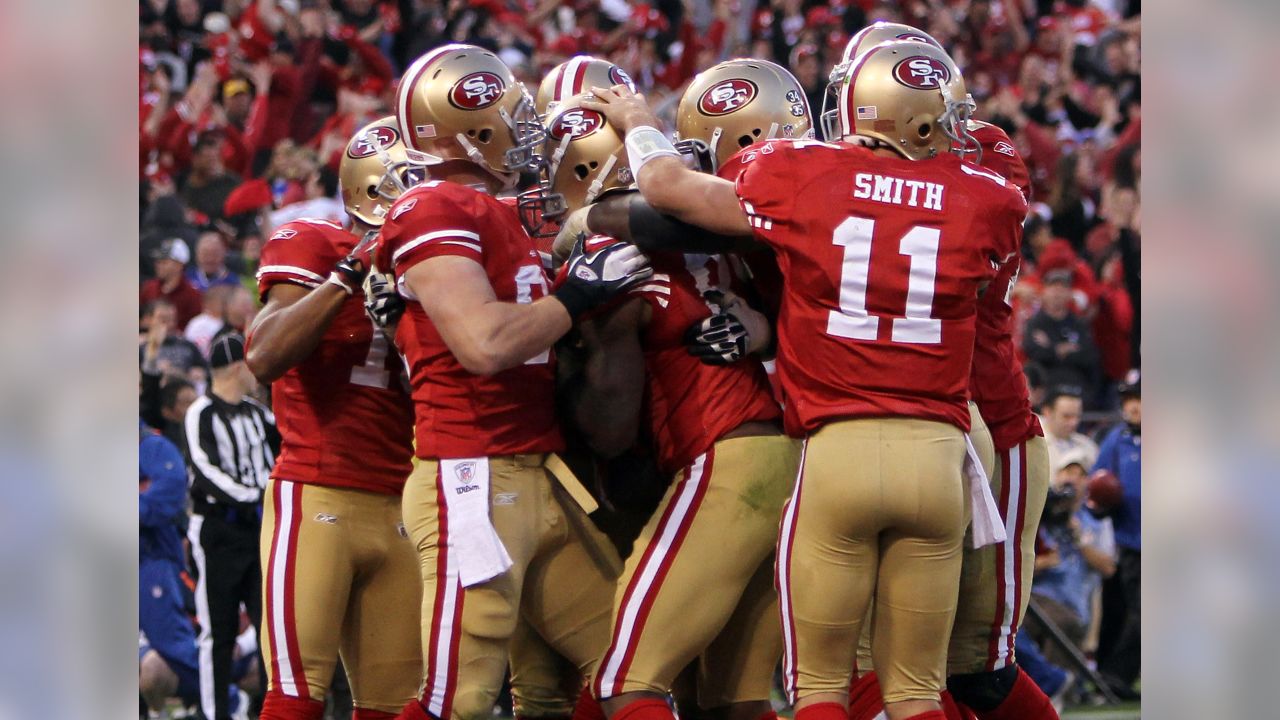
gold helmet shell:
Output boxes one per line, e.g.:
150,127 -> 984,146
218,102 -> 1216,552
674,58 -> 813,173
339,116 -> 422,227
395,43 -> 544,187
830,22 -> 944,85
541,93 -> 633,215
824,40 -> 973,161
536,56 -> 635,117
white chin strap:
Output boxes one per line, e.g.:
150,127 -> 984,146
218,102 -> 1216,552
765,122 -> 780,139
584,154 -> 618,206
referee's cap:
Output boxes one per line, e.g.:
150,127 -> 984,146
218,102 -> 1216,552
209,332 -> 246,369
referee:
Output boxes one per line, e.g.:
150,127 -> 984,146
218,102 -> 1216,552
183,332 -> 279,720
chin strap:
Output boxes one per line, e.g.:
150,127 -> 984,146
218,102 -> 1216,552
584,154 -> 618,206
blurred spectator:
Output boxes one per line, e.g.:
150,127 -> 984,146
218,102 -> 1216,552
140,299 -> 207,392
267,164 -> 345,228
1023,266 -> 1100,406
1039,384 -> 1099,473
141,238 -> 204,331
1092,371 -> 1141,699
158,378 -> 197,450
223,286 -> 260,337
140,192 -> 199,282
181,131 -> 242,225
188,231 -> 243,293
1028,449 -> 1117,669
186,284 -> 233,358
139,420 -> 200,715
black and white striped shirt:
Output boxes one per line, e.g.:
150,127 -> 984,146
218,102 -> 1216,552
183,393 -> 280,516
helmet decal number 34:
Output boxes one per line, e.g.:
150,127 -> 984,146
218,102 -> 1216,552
826,216 -> 942,344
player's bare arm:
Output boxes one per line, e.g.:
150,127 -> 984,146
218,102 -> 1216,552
247,282 -> 350,384
573,298 -> 648,458
583,85 -> 752,237
404,255 -> 575,376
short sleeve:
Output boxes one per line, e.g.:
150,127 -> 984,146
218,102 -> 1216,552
974,123 -> 1032,202
733,141 -> 799,249
256,220 -> 341,302
376,183 -> 484,276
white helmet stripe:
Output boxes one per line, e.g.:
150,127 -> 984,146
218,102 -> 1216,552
559,56 -> 589,101
838,47 -> 879,139
396,44 -> 466,151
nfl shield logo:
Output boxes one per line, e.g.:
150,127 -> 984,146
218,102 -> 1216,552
456,462 -> 476,483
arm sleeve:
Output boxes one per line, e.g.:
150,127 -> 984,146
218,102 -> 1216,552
184,401 -> 261,506
622,196 -> 749,254
255,221 -> 341,301
139,436 -> 189,527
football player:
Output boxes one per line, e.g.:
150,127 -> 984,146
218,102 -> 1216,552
540,92 -> 800,720
245,117 -> 422,720
829,24 -> 1058,720
371,44 -> 650,720
580,39 -> 1026,720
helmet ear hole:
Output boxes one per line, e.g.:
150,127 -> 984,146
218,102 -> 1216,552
588,161 -> 599,169
477,128 -> 493,143
365,184 -> 378,200
737,134 -> 753,148
918,123 -> 931,138
574,163 -> 590,180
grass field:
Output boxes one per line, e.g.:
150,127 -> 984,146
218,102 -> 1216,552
1063,704 -> 1141,719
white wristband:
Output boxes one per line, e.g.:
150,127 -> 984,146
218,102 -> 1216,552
327,271 -> 356,295
625,126 -> 679,176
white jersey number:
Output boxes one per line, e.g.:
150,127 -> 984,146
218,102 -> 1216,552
350,319 -> 393,389
826,216 -> 942,345
515,265 -> 551,365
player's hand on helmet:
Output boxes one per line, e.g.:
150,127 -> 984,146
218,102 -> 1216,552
553,234 -> 652,318
684,290 -> 772,365
583,84 -> 660,136
364,271 -> 404,330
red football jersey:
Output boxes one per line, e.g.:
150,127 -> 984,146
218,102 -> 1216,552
627,251 -> 781,474
965,121 -> 1044,449
374,181 -> 564,459
734,139 -> 1027,435
254,218 -> 415,495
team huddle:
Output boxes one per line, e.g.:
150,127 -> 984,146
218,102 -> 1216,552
245,21 -> 1056,720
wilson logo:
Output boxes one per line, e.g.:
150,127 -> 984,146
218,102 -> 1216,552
450,72 -> 505,109
548,108 -> 604,140
698,79 -> 758,116
892,57 -> 951,89
348,125 -> 400,158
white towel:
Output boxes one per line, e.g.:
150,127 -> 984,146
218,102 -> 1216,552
439,458 -> 513,587
964,435 -> 1007,549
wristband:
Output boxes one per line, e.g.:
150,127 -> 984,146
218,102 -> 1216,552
327,271 -> 357,295
625,126 -> 679,176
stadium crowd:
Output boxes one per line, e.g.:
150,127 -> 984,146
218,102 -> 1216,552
138,0 -> 1141,717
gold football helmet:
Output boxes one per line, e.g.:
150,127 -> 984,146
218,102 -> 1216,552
824,40 -> 975,161
829,22 -> 945,87
536,55 -> 635,117
674,58 -> 813,173
339,116 -> 423,227
540,93 -> 633,215
395,44 -> 544,188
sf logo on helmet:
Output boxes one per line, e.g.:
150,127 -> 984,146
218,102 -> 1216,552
698,79 -> 758,116
450,71 -> 505,109
549,109 -> 603,140
349,126 -> 400,158
892,57 -> 951,89
608,65 -> 636,92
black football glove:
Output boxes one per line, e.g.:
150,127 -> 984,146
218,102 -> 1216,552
364,272 -> 404,330
553,234 -> 653,318
328,253 -> 370,295
684,311 -> 750,365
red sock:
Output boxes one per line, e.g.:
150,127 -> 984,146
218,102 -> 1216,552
354,710 -> 400,720
259,691 -> 325,720
796,702 -> 849,720
970,668 -> 1057,720
612,698 -> 675,720
573,686 -> 608,720
847,672 -> 884,720
394,699 -> 435,720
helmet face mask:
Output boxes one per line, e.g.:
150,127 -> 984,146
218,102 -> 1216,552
674,58 -> 813,174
